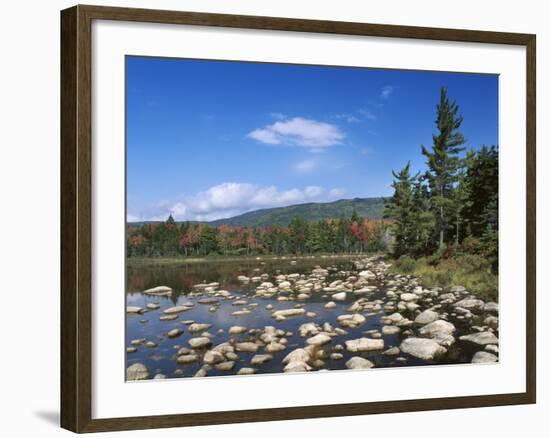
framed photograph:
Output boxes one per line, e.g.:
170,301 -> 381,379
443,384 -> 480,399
60,4 -> 536,433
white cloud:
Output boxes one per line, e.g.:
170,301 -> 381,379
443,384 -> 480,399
294,158 -> 318,174
247,117 -> 344,149
381,85 -> 394,99
128,182 -> 347,222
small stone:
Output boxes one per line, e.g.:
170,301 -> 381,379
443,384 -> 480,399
237,367 -> 256,375
324,301 -> 337,309
167,328 -> 183,338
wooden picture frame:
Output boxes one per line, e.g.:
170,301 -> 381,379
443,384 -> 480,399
60,4 -> 536,433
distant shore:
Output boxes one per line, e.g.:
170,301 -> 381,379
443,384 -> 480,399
126,253 -> 373,266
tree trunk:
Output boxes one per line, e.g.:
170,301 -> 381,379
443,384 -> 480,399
439,205 -> 444,248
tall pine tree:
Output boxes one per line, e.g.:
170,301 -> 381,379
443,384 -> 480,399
422,87 -> 466,249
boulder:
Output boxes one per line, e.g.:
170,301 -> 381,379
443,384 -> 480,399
381,325 -> 401,336
400,337 -> 447,360
306,333 -> 332,347
167,328 -> 183,338
203,350 -> 225,364
188,337 -> 212,349
177,354 -> 199,364
471,351 -> 498,363
337,314 -> 366,328
414,309 -> 439,325
454,298 -> 485,313
419,320 -> 456,346
345,338 -> 384,352
163,306 -> 191,314
271,308 -> 305,319
346,356 -> 374,369
228,325 -> 248,335
332,292 -> 347,301
235,342 -> 259,353
126,363 -> 149,380
143,286 -> 172,296
459,331 -> 499,346
215,361 -> 235,371
250,354 -> 273,366
126,306 -> 143,314
188,323 -> 212,333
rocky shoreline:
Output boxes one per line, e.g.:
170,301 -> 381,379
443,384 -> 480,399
126,256 -> 499,380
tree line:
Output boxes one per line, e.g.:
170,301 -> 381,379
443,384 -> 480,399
127,213 -> 391,258
384,87 -> 498,269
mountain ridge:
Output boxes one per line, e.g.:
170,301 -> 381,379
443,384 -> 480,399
128,197 -> 387,228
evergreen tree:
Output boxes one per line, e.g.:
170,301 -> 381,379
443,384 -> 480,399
385,162 -> 420,257
421,87 -> 466,248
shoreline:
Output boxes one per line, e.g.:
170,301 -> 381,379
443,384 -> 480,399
126,253 -> 382,266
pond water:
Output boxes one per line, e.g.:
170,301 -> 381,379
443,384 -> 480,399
126,256 -> 480,380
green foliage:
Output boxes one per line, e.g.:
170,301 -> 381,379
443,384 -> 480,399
391,253 -> 498,302
127,213 -> 391,258
394,255 -> 417,273
384,87 -> 498,275
207,197 -> 387,227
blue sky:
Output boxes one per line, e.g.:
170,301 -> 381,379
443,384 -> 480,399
126,56 -> 498,222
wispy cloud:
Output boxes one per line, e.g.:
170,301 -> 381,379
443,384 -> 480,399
294,158 -> 318,174
247,117 -> 345,150
381,85 -> 394,100
128,182 -> 347,222
333,113 -> 360,123
269,112 -> 286,120
358,109 -> 377,121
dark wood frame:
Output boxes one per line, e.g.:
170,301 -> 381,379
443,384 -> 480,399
61,4 -> 536,433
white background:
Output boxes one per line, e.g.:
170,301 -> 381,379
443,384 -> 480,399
0,0 -> 546,436
93,20 -> 526,419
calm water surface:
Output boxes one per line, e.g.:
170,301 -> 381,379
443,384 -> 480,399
126,256 -> 473,379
